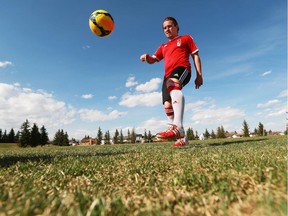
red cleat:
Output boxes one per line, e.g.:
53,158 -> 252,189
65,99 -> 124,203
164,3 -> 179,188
172,137 -> 188,147
156,124 -> 185,139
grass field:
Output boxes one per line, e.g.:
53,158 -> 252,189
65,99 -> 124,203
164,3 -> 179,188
0,136 -> 287,216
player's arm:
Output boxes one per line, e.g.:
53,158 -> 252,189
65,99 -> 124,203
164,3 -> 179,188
192,52 -> 203,89
140,54 -> 158,64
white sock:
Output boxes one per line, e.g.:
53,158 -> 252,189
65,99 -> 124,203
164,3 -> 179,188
170,89 -> 184,129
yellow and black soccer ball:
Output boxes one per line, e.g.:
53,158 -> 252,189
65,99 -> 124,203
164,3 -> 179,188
89,9 -> 114,37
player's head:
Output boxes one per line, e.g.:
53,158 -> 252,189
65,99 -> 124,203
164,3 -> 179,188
162,17 -> 179,39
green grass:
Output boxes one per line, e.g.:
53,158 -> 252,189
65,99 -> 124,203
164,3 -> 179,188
0,136 -> 287,216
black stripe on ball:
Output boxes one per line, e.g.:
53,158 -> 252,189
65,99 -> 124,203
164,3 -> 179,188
90,12 -> 113,37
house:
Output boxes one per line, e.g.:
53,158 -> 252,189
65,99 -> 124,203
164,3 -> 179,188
80,138 -> 97,145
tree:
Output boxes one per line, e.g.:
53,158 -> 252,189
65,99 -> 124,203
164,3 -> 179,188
186,128 -> 195,140
127,129 -> 131,143
113,129 -> 119,144
148,130 -> 153,143
131,128 -> 136,143
211,130 -> 216,139
257,122 -> 265,136
7,128 -> 16,143
53,129 -> 69,146
119,129 -> 124,144
204,128 -> 210,139
242,120 -> 250,137
97,127 -> 103,145
64,132 -> 69,146
144,130 -> 148,143
195,131 -> 199,140
104,130 -> 111,144
30,123 -> 41,147
2,130 -> 8,143
19,120 -> 31,147
40,125 -> 49,146
216,126 -> 226,138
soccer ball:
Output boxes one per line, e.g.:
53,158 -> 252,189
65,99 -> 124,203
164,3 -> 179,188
89,9 -> 114,37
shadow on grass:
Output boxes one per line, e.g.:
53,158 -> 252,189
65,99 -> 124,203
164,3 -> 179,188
0,150 -> 132,168
174,137 -> 269,150
206,137 -> 268,146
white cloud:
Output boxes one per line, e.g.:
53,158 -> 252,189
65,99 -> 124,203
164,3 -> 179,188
79,109 -> 127,122
267,106 -> 286,117
260,70 -> 272,77
119,91 -> 162,107
135,78 -> 162,93
81,94 -> 93,99
185,100 -> 210,112
125,76 -> 138,87
277,90 -> 288,98
191,106 -> 245,125
257,99 -> 280,108
135,118 -> 167,134
0,83 -> 77,130
108,95 -> 117,100
82,45 -> 90,49
0,61 -> 12,68
208,64 -> 252,80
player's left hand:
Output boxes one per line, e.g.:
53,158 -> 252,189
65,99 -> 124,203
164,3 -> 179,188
195,76 -> 203,89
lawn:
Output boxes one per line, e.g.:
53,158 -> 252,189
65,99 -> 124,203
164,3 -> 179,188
0,136 -> 287,216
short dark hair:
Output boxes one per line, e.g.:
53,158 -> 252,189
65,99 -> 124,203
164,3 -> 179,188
163,17 -> 179,32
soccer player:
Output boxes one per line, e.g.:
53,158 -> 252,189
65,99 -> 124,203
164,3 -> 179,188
140,16 -> 203,147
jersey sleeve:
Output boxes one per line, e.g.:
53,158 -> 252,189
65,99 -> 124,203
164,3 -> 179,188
187,35 -> 199,54
152,44 -> 164,62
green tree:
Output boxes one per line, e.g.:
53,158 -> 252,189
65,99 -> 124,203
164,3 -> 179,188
257,122 -> 265,136
30,123 -> 41,147
113,129 -> 119,144
19,120 -> 31,147
127,129 -> 131,143
216,126 -> 226,138
195,131 -> 199,140
204,128 -> 210,139
186,128 -> 195,140
53,129 -> 69,146
131,128 -> 136,143
7,128 -> 16,143
211,130 -> 216,139
242,120 -> 250,137
104,130 -> 111,144
15,131 -> 20,143
148,130 -> 153,143
40,125 -> 49,146
64,132 -> 69,146
144,130 -> 148,143
0,129 -> 2,143
119,129 -> 124,144
97,127 -> 103,145
2,130 -> 8,143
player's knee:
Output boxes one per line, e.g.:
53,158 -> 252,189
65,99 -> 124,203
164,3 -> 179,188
166,78 -> 181,93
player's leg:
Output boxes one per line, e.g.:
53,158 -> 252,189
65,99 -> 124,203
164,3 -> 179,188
167,78 -> 184,129
164,101 -> 174,123
157,67 -> 190,140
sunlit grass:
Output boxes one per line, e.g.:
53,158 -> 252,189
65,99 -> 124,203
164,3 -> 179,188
0,136 -> 287,215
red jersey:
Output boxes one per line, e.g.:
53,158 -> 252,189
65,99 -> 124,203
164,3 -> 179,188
152,35 -> 199,79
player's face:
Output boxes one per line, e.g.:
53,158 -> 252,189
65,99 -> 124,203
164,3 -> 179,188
163,20 -> 178,40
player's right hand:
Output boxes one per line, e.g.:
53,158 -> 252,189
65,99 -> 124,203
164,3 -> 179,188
140,54 -> 148,62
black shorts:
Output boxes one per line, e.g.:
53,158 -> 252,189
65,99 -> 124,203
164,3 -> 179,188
162,66 -> 191,104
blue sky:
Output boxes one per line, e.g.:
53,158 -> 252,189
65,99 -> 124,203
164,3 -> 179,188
0,0 -> 287,139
